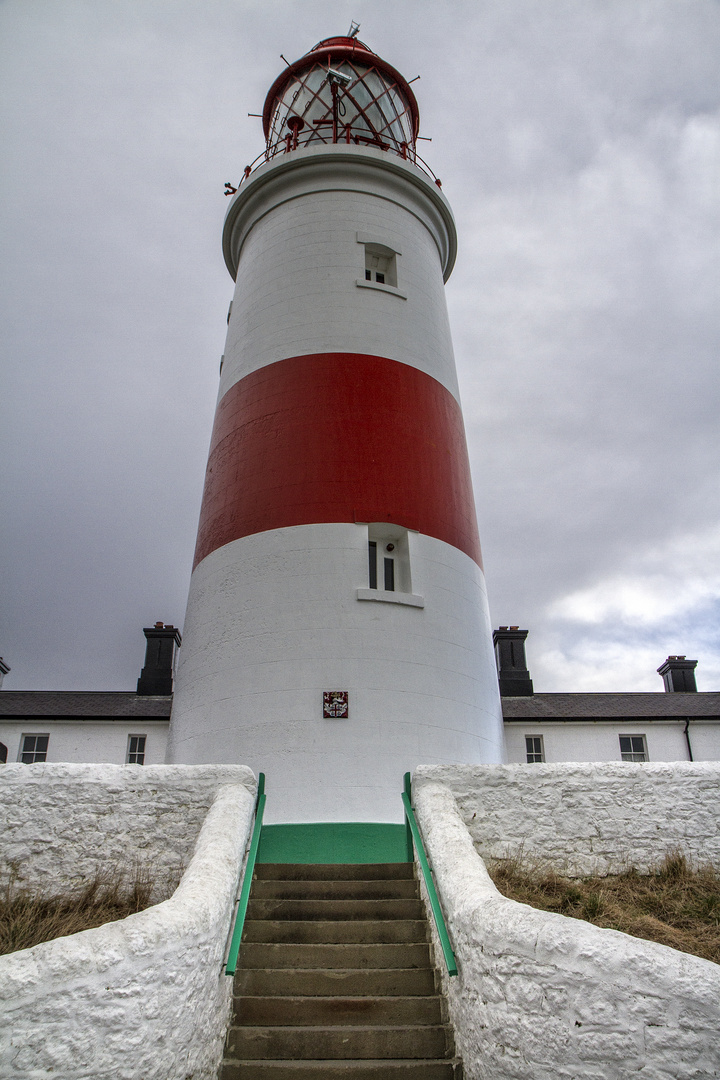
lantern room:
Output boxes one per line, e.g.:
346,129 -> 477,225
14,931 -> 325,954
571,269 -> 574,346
262,35 -> 420,161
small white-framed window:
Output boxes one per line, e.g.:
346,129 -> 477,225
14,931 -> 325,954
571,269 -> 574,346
356,233 -> 406,298
20,734 -> 49,764
127,735 -> 147,765
364,247 -> 397,287
525,735 -> 544,763
619,735 -> 647,762
367,527 -> 411,593
358,525 -> 424,608
0,742 -> 8,764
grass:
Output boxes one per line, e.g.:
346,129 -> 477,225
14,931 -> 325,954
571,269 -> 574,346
486,850 -> 720,964
0,866 -> 180,956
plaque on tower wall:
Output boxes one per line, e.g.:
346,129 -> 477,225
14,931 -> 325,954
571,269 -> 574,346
323,691 -> 349,718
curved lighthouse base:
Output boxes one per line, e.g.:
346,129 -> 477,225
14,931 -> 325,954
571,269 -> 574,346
167,523 -> 505,823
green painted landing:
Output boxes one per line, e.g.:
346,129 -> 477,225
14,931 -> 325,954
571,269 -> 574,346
256,822 -> 412,864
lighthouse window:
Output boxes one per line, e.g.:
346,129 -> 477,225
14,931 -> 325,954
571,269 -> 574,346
367,531 -> 404,594
359,527 -> 425,608
355,234 -> 406,298
364,247 -> 396,287
368,541 -> 377,589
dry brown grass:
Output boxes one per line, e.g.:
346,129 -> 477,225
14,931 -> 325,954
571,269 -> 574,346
0,866 -> 180,956
487,850 -> 720,964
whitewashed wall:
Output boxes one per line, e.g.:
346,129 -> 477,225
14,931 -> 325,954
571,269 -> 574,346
417,761 -> 720,875
504,720 -> 720,764
0,762 -> 251,891
0,764 -> 257,1080
413,775 -> 720,1080
0,722 -> 169,768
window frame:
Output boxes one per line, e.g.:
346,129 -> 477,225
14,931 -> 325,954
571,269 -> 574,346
127,734 -> 147,765
355,233 -> 407,299
359,526 -> 424,608
619,734 -> 648,762
525,734 -> 544,763
19,734 -> 49,764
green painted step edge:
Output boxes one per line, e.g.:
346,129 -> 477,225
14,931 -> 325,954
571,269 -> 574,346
256,822 -> 412,864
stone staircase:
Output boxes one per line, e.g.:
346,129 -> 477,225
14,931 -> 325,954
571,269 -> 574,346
220,861 -> 462,1078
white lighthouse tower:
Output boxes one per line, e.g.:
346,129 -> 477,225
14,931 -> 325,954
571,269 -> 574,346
167,33 -> 505,823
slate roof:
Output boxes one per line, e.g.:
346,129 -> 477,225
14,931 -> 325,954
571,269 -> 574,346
0,692 -> 172,720
502,692 -> 720,721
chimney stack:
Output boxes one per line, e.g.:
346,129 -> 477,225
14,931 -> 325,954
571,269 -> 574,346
657,655 -> 697,693
493,626 -> 534,697
137,623 -> 182,695
0,658 -> 9,689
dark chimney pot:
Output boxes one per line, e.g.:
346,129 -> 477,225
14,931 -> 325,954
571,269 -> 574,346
493,627 -> 534,697
657,656 -> 697,693
137,624 -> 182,695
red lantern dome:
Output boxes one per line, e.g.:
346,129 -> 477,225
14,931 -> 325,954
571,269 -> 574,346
262,36 -> 420,160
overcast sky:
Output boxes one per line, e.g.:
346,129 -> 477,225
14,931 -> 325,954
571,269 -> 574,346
1,0 -> 719,694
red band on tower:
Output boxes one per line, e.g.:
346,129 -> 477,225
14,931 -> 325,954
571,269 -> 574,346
194,353 -> 482,569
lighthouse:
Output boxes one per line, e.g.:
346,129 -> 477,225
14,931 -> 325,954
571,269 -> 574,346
166,33 -> 505,822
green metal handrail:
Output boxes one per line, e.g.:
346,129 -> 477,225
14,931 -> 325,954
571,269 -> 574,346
402,772 -> 457,976
225,772 -> 266,977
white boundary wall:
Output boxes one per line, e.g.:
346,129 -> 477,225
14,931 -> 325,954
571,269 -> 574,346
0,762 -> 254,893
413,773 -> 720,1080
417,761 -> 720,875
0,765 -> 257,1080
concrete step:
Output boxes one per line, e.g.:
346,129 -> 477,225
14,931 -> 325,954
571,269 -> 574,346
221,864 -> 460,1079
227,1024 -> 451,1060
221,1059 -> 462,1078
243,920 -> 428,945
247,898 -> 424,921
255,863 -> 415,881
235,967 -> 436,997
251,878 -> 420,901
239,942 -> 433,970
234,995 -> 443,1026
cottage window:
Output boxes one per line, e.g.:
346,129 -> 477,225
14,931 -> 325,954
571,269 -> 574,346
525,735 -> 544,763
127,735 -> 147,765
20,734 -> 49,763
619,735 -> 647,762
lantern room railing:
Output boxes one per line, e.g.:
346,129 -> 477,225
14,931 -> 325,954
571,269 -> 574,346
226,52 -> 443,194
227,139 -> 442,193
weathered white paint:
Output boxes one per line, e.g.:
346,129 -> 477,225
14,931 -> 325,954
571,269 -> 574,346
505,719 -> 720,764
169,525 -> 504,823
0,721 -> 168,768
0,764 -> 256,1080
416,761 -> 720,875
413,774 -> 720,1080
220,145 -> 459,402
0,762 -> 254,891
2,716 -> 716,774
